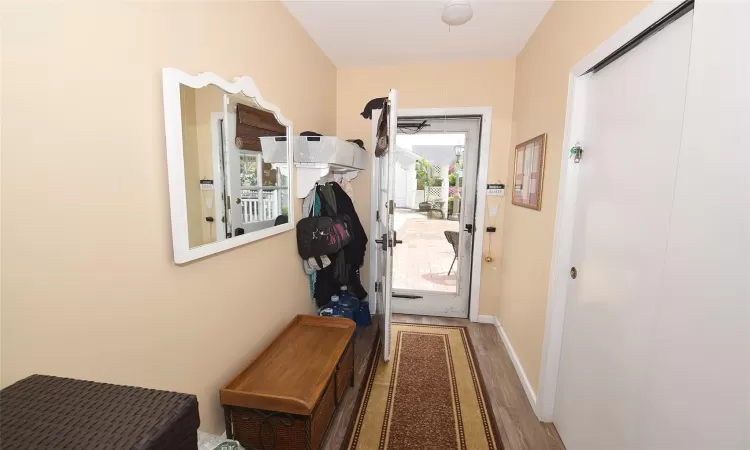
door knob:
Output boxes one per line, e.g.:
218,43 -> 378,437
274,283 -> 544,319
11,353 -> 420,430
376,232 -> 402,250
570,267 -> 578,279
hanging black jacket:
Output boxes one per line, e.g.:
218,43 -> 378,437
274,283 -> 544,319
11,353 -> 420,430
314,183 -> 368,306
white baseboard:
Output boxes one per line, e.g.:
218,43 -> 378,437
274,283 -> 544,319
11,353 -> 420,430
479,315 -> 539,417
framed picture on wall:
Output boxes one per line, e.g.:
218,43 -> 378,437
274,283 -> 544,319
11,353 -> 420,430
512,133 -> 547,210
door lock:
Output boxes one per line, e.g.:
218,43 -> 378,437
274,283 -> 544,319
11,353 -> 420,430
375,234 -> 388,251
465,224 -> 474,234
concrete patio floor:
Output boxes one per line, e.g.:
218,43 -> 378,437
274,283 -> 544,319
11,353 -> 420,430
393,209 -> 459,293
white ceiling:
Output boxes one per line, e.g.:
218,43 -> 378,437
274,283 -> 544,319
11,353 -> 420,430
282,0 -> 553,67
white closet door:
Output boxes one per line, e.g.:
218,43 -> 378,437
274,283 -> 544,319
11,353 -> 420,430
554,11 -> 694,450
639,1 -> 750,447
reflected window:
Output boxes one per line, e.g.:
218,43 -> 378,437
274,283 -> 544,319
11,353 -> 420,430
240,153 -> 258,187
237,151 -> 288,224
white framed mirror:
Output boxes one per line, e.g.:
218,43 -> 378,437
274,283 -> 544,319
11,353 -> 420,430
162,68 -> 294,263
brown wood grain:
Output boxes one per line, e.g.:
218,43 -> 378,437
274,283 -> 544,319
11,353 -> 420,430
220,315 -> 355,416
237,103 -> 286,134
320,323 -> 379,450
234,103 -> 286,151
235,126 -> 284,150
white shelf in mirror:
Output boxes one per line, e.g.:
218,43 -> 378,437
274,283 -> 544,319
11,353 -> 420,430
294,136 -> 367,198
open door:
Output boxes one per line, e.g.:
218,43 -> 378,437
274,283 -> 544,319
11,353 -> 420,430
374,89 -> 399,362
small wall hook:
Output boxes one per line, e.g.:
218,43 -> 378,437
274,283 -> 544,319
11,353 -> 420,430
570,143 -> 584,163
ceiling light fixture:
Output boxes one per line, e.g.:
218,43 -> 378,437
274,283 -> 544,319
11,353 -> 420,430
442,0 -> 473,27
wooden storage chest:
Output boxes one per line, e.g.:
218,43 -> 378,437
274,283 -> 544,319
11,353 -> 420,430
220,315 -> 356,450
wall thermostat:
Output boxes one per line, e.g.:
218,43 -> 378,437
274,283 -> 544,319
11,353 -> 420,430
487,183 -> 505,197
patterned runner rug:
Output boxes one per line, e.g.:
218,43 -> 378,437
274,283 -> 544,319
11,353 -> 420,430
345,323 -> 502,450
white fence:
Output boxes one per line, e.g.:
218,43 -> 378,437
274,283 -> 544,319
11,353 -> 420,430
414,187 -> 445,206
241,190 -> 280,223
425,186 -> 443,201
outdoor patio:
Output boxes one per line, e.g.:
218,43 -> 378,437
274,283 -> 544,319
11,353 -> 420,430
393,209 -> 460,293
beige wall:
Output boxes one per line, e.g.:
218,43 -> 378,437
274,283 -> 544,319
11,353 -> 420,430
336,60 -> 516,316
180,86 -> 203,248
1,1 -> 336,433
498,0 -> 649,391
180,85 -> 224,247
193,86 -> 224,244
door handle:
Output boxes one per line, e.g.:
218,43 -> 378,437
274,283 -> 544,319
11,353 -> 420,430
376,232 -> 402,251
465,224 -> 474,234
392,294 -> 423,299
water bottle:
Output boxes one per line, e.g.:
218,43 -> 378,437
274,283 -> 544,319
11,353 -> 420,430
329,295 -> 345,318
357,301 -> 372,327
338,286 -> 358,323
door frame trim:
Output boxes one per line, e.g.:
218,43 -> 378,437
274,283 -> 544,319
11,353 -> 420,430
538,0 -> 689,421
368,106 -> 492,323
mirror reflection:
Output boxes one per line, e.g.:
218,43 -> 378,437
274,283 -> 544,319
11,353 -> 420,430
179,85 -> 290,249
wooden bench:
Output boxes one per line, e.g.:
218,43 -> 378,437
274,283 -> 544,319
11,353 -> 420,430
220,315 -> 356,450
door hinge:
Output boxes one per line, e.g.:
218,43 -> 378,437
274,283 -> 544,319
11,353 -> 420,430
374,281 -> 382,293
388,200 -> 394,214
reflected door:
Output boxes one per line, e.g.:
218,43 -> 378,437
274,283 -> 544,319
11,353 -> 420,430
224,99 -> 290,237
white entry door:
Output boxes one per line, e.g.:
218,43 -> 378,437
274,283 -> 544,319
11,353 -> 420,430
373,89 -> 399,362
390,117 -> 481,318
554,11 -> 694,450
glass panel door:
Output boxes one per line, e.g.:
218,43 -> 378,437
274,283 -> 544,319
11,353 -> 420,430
390,117 -> 481,318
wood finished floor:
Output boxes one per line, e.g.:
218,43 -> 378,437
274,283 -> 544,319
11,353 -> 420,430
321,314 -> 565,450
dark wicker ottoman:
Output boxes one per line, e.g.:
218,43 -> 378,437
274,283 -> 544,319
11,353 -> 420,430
0,375 -> 200,449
